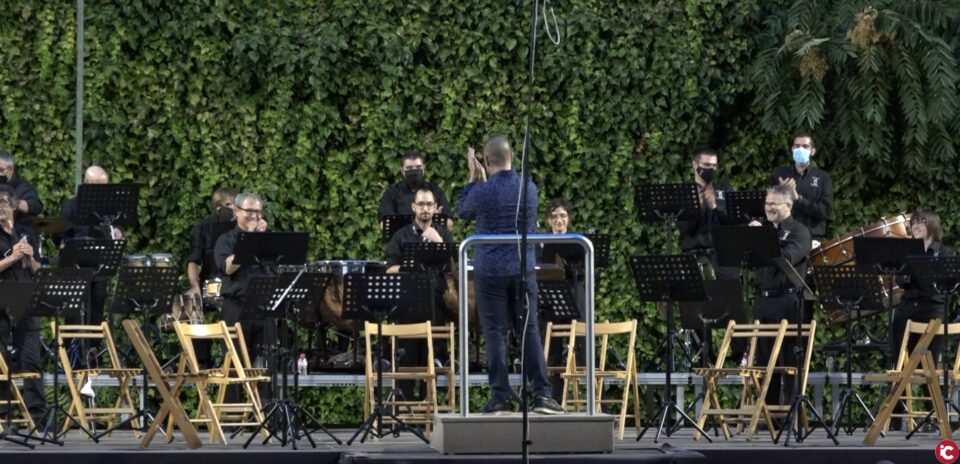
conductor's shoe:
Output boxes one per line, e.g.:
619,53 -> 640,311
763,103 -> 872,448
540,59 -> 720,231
481,398 -> 514,415
532,396 -> 565,415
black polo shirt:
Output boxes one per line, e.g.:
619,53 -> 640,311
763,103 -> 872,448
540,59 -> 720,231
754,216 -> 811,292
378,181 -> 452,219
770,163 -> 833,239
0,223 -> 40,281
6,176 -> 43,222
188,214 -> 236,281
385,223 -> 455,268
678,180 -> 735,251
214,227 -> 268,300
899,241 -> 957,308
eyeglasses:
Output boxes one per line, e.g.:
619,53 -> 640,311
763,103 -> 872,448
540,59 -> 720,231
0,197 -> 12,206
237,206 -> 263,216
413,202 -> 436,209
764,202 -> 787,207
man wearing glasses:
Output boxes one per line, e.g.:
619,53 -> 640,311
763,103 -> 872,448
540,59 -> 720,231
383,187 -> 453,402
0,149 -> 43,222
378,150 -> 453,230
0,184 -> 45,424
214,192 -> 271,370
748,185 -> 812,405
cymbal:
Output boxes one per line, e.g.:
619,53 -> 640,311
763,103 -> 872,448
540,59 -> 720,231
25,217 -> 72,236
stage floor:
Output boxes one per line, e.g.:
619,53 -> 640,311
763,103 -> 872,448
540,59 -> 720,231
0,426 -> 944,464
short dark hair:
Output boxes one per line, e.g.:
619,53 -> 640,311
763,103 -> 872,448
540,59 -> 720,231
401,150 -> 423,164
692,146 -> 717,162
212,187 -> 239,209
0,149 -> 13,165
483,135 -> 513,167
911,208 -> 943,243
413,187 -> 436,202
792,131 -> 816,148
0,184 -> 15,202
547,197 -> 570,216
766,185 -> 795,204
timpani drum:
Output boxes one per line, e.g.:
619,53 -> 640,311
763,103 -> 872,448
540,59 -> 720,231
310,260 -> 387,330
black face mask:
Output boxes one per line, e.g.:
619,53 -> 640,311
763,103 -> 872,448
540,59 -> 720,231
697,167 -> 716,184
404,169 -> 425,188
215,206 -> 235,223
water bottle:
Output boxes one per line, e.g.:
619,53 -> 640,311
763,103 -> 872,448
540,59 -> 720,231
297,352 -> 308,376
826,356 -> 835,374
739,352 -> 749,368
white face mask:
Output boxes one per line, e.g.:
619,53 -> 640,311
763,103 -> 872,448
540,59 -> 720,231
792,147 -> 811,165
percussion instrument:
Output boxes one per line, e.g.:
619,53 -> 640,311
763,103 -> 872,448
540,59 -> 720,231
122,252 -> 175,267
810,214 -> 911,325
310,260 -> 387,330
151,253 -> 174,267
202,277 -> 223,309
443,264 -> 567,326
159,293 -> 205,331
25,217 -> 72,236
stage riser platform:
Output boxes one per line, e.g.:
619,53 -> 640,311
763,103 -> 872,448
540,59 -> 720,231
433,413 -> 615,454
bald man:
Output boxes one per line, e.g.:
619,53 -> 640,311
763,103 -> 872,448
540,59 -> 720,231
57,165 -> 123,327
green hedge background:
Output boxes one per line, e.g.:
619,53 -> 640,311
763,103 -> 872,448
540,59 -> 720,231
2,0 -> 958,425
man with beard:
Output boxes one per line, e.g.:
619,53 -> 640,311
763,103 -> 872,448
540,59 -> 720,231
677,146 -> 737,280
384,187 -> 453,402
378,151 -> 453,230
748,185 -> 811,405
0,184 -> 45,424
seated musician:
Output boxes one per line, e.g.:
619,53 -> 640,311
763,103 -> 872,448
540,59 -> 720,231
0,184 -> 45,423
892,209 -> 955,365
214,192 -> 272,391
57,165 -> 121,328
378,150 -> 453,230
384,187 -> 453,402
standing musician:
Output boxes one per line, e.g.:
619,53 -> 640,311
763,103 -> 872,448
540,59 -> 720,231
0,149 -> 43,223
187,187 -> 238,296
0,184 -> 45,423
771,132 -> 833,244
384,187 -> 453,401
378,150 -> 453,230
214,192 -> 271,376
57,166 -> 122,327
749,185 -> 812,405
891,209 -> 955,365
678,146 -> 737,280
458,135 -> 563,415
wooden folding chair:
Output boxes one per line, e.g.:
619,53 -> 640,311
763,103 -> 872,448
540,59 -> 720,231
120,319 -> 203,449
544,321 -> 576,384
173,321 -> 269,444
559,319 -> 641,439
431,323 -> 456,413
763,321 -> 818,434
694,319 -> 790,441
364,321 -> 437,436
51,321 -> 141,437
866,319 -> 951,444
0,344 -> 39,435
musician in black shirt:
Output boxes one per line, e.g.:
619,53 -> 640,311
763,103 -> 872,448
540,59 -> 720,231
187,187 -> 238,296
770,132 -> 833,241
677,146 -> 737,280
378,151 -> 452,229
749,185 -> 812,404
891,209 -> 955,364
0,149 -> 43,223
0,184 -> 45,421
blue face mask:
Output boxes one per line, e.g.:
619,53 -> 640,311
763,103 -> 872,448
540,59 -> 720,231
792,147 -> 811,165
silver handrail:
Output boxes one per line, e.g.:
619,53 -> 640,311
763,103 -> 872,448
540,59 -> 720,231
458,233 -> 595,416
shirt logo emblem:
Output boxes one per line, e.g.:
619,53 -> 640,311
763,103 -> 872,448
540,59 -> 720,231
781,230 -> 791,241
810,177 -> 820,188
716,191 -> 725,201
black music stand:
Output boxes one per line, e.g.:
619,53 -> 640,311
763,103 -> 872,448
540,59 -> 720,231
773,257 -> 838,446
0,281 -> 38,448
636,184 -> 701,253
32,268 -> 94,444
401,241 -> 457,323
234,232 -> 309,268
904,256 -> 960,438
813,265 -> 885,436
97,266 -> 179,439
854,237 -> 925,364
380,214 -> 450,243
343,273 -> 432,445
538,280 -> 582,324
711,225 -> 780,268
541,233 -> 611,269
243,270 -> 340,449
678,280 -> 746,365
629,254 -> 711,442
75,184 -> 139,227
59,239 -> 126,282
725,191 -> 767,224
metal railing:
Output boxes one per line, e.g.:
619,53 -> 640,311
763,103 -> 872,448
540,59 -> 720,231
458,233 -> 596,416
